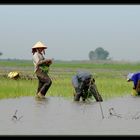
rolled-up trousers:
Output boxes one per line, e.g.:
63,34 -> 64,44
36,69 -> 52,96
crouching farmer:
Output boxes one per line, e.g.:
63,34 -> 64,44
127,72 -> 140,96
72,71 -> 103,102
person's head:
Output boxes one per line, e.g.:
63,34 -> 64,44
32,41 -> 47,55
127,73 -> 134,82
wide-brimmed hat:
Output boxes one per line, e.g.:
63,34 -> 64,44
32,41 -> 47,49
8,71 -> 19,79
127,73 -> 134,81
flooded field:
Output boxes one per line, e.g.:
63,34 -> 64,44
0,95 -> 140,136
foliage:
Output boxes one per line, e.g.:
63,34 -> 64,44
0,52 -> 3,56
89,47 -> 109,60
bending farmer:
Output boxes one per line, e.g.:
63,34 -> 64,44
72,71 -> 103,102
127,72 -> 140,96
32,41 -> 52,99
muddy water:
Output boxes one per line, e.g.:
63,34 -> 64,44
0,95 -> 140,135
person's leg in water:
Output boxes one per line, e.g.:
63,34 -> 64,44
38,75 -> 52,97
89,83 -> 103,102
74,87 -> 87,101
74,93 -> 81,101
72,76 -> 82,101
74,87 -> 82,101
82,87 -> 89,101
74,87 -> 83,101
75,83 -> 90,102
36,70 -> 52,98
36,79 -> 44,98
41,76 -> 52,96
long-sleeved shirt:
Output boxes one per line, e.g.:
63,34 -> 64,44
72,71 -> 92,89
32,52 -> 47,73
130,72 -> 140,88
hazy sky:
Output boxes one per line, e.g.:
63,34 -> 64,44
0,4 -> 140,62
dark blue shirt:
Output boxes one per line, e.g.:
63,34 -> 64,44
131,72 -> 140,88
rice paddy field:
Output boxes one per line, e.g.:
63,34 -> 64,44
0,59 -> 140,100
1,59 -> 140,136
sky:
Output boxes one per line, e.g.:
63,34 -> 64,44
0,4 -> 140,62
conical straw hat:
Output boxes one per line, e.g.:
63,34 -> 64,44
32,41 -> 47,49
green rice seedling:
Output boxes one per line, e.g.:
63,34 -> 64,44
0,59 -> 138,100
0,77 -> 37,99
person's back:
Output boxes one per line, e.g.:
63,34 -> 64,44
127,72 -> 140,96
72,71 -> 103,102
131,73 -> 140,87
76,71 -> 92,81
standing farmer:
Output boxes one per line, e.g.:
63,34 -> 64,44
72,71 -> 103,102
127,72 -> 140,96
32,41 -> 52,99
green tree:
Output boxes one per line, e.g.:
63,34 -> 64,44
88,47 -> 109,60
89,51 -> 94,60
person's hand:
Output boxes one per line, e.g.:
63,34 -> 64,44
45,59 -> 52,65
133,86 -> 136,89
131,89 -> 137,96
